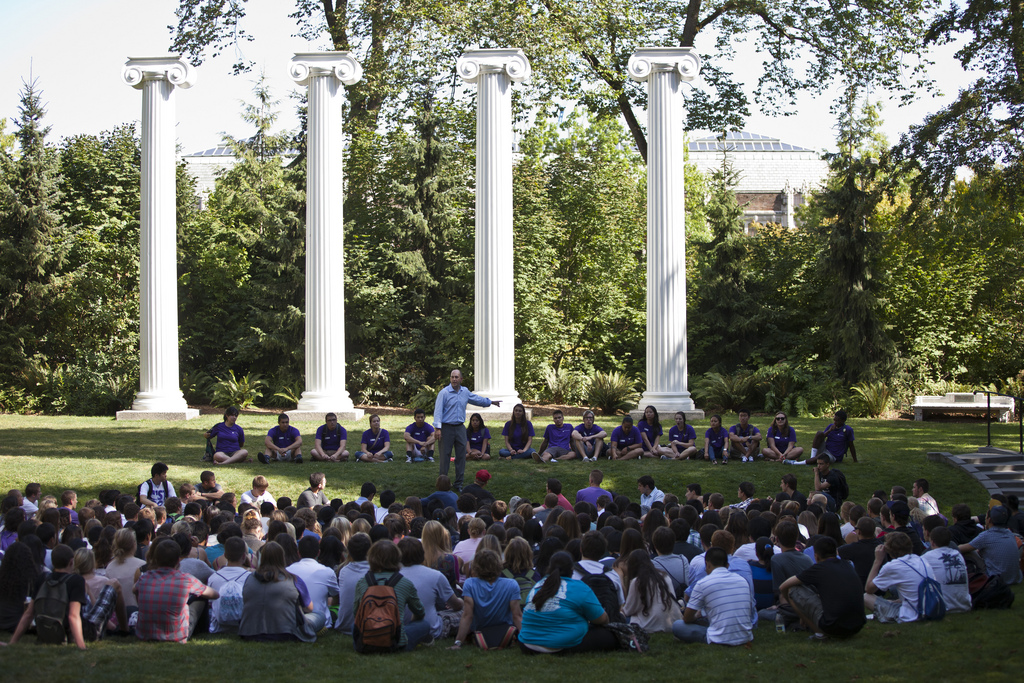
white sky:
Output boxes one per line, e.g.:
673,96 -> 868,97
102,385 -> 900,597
0,0 -> 976,155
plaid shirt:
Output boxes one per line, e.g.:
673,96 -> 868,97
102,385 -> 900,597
135,567 -> 207,642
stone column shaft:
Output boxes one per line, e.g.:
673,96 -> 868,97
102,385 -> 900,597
118,56 -> 197,420
629,48 -> 702,416
457,49 -> 529,409
289,53 -> 363,420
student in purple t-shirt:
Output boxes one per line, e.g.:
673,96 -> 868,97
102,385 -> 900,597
536,410 -> 575,463
204,406 -> 249,465
260,413 -> 303,464
806,410 -> 856,465
637,405 -> 671,458
467,413 -> 492,461
729,408 -> 762,463
355,414 -> 394,463
312,412 -> 349,462
667,411 -> 698,460
576,469 -> 614,507
404,408 -> 436,463
499,404 -> 536,460
704,414 -> 728,465
572,410 -> 607,462
610,415 -> 644,460
762,412 -> 802,462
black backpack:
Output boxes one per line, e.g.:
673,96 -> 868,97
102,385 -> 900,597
575,563 -> 625,623
830,469 -> 849,505
34,573 -> 71,644
136,479 -> 171,506
969,573 -> 1015,610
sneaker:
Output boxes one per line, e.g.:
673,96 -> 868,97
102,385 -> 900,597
808,633 -> 827,641
257,452 -> 269,464
711,459 -> 719,465
427,456 -> 434,462
661,455 -> 670,460
783,459 -> 796,466
406,454 -> 413,463
722,457 -> 729,464
532,451 -> 542,463
550,458 -> 558,463
294,454 -> 302,464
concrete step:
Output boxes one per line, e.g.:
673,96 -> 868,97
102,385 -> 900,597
953,452 -> 1024,464
970,463 -> 1024,473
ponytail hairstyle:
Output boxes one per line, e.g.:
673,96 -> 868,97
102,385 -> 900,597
532,550 -> 574,611
754,535 -> 775,565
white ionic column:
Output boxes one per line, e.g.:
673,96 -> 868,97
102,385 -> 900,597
628,48 -> 703,419
457,49 -> 529,414
288,53 -> 363,421
117,56 -> 198,421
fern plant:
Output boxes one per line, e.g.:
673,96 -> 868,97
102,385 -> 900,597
587,371 -> 639,415
212,370 -> 266,409
694,371 -> 756,412
850,381 -> 891,417
543,367 -> 589,404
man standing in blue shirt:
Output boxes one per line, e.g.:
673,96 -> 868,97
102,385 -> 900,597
433,369 -> 500,492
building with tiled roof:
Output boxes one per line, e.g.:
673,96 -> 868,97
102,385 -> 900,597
687,132 -> 830,231
181,146 -> 237,209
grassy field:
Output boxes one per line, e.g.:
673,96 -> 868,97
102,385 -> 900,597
0,412 -> 1022,680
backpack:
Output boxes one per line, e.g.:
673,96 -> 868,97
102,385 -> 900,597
214,571 -> 248,628
574,562 -> 625,623
204,438 -> 215,462
905,560 -> 946,621
136,479 -> 171,507
354,571 -> 404,653
969,572 -> 1015,610
502,567 -> 540,603
34,573 -> 71,644
830,469 -> 849,505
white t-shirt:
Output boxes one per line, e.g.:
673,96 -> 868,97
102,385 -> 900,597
208,566 -> 250,632
241,490 -> 275,507
288,558 -> 340,628
922,547 -> 971,613
873,553 -> 936,623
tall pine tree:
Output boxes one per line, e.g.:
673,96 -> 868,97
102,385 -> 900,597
0,79 -> 62,376
692,155 -> 760,372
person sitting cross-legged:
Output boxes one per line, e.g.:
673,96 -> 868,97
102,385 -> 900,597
780,537 -> 866,640
355,414 -> 394,463
239,541 -> 325,642
404,408 -> 436,463
311,413 -> 349,463
261,413 -> 303,465
135,538 -> 219,643
672,546 -> 754,646
864,531 -> 936,623
535,410 -> 576,463
450,548 -> 522,651
7,544 -> 88,650
572,410 -> 607,463
352,540 -> 429,652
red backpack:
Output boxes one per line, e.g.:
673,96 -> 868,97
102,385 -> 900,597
353,572 -> 404,653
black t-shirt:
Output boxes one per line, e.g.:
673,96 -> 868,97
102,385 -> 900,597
948,519 -> 980,546
797,558 -> 866,637
790,490 -> 808,511
888,525 -> 926,556
838,538 -> 881,587
673,540 -> 701,561
3,573 -> 89,632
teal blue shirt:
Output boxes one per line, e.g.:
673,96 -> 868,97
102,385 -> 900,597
518,577 -> 605,650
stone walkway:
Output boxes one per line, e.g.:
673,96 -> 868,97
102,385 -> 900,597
928,446 -> 1024,498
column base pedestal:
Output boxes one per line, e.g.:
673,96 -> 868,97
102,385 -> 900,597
631,392 -> 703,422
116,409 -> 200,421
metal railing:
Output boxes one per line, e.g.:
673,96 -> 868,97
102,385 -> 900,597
976,390 -> 1023,454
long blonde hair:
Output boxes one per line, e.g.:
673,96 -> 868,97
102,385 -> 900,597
111,528 -> 137,564
421,520 -> 452,568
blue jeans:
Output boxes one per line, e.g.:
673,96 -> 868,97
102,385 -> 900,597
355,450 -> 394,461
404,618 -> 432,651
500,448 -> 537,459
672,621 -> 708,643
706,444 -> 724,462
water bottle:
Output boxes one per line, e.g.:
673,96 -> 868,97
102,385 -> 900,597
775,612 -> 786,633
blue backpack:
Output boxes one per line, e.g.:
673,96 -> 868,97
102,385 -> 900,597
905,560 -> 946,621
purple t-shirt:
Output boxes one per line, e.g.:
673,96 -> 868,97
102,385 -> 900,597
468,427 -> 492,451
405,422 -> 435,444
315,424 -> 347,451
543,423 -> 575,450
766,425 -> 797,452
637,419 -> 663,451
210,422 -> 244,452
610,425 -> 642,448
669,424 -> 697,444
502,421 -> 535,450
823,424 -> 854,461
575,423 -> 605,438
267,425 -> 300,449
576,486 -> 613,507
705,427 -> 727,449
360,428 -> 391,454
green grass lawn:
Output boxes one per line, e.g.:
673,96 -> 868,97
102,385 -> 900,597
0,412 -> 1022,680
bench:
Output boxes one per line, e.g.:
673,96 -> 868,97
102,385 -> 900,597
913,392 -> 1015,422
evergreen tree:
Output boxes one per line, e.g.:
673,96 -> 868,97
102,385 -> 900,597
808,91 -> 895,385
692,155 -> 759,373
0,79 -> 62,376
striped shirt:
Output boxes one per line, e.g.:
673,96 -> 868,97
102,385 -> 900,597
687,567 -> 754,645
